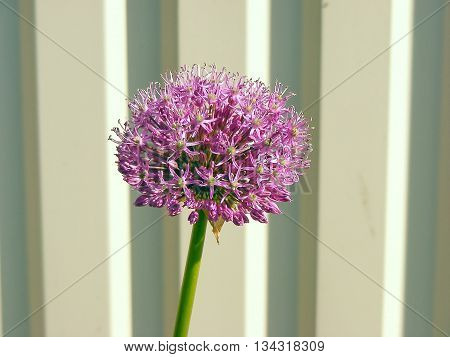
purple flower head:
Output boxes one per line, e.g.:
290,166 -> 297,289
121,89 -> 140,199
110,64 -> 312,237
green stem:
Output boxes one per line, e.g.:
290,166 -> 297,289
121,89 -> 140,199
173,210 -> 208,337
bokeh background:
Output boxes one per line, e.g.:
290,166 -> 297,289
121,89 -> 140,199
0,0 -> 449,337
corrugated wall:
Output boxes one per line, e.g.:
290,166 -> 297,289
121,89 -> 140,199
0,0 -> 448,337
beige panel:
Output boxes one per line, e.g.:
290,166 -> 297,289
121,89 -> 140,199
317,0 -> 391,336
179,0 -> 246,73
35,0 -> 129,336
178,0 -> 246,336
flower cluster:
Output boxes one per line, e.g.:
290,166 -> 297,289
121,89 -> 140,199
110,65 -> 311,236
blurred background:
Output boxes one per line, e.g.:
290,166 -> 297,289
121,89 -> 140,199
0,0 -> 449,337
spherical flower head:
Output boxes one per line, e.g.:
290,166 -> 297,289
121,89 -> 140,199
110,64 -> 312,240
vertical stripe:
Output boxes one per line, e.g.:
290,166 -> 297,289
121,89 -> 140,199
126,0 -> 164,337
104,0 -> 131,337
160,0 -> 180,337
127,0 -> 179,337
268,0 -> 302,334
269,0 -> 321,337
404,0 -> 446,336
433,4 -> 450,336
244,0 -> 270,337
296,0 -> 321,337
382,0 -> 413,337
19,0 -> 45,336
0,0 -> 30,336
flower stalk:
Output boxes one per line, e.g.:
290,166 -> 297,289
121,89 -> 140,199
173,210 -> 208,337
